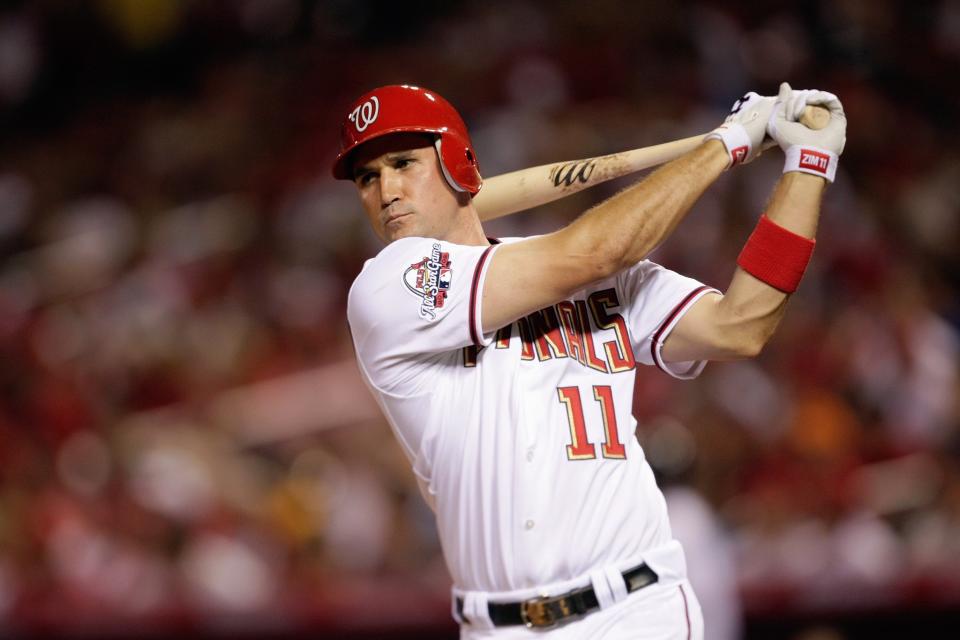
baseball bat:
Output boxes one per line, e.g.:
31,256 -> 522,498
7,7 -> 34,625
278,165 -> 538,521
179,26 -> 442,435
475,104 -> 831,222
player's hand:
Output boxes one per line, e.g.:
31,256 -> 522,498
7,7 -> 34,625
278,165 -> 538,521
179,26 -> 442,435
705,92 -> 776,167
767,81 -> 847,182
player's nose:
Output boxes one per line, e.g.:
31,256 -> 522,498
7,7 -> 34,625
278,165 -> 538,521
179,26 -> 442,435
379,169 -> 402,207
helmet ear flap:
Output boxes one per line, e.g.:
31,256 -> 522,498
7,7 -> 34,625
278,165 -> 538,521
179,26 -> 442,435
434,138 -> 466,193
435,134 -> 482,195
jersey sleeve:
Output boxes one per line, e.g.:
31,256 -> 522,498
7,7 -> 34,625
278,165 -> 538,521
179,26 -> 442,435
617,260 -> 719,380
347,237 -> 499,393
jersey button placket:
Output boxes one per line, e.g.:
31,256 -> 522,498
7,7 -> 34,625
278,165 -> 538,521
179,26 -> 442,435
518,442 -> 538,544
520,445 -> 540,540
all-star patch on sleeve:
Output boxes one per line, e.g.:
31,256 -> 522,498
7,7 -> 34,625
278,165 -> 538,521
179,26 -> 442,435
347,237 -> 499,393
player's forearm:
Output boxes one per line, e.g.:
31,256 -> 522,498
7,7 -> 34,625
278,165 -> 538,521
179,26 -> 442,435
715,172 -> 826,356
663,173 -> 825,362
762,171 -> 825,237
560,140 -> 730,275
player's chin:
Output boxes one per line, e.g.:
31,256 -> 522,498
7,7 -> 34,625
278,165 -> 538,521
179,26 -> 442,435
384,222 -> 417,243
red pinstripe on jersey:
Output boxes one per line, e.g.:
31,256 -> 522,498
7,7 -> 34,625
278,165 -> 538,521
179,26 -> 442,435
650,285 -> 711,374
469,245 -> 497,347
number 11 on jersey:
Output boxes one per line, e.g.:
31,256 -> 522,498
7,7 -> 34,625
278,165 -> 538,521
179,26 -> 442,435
557,385 -> 627,461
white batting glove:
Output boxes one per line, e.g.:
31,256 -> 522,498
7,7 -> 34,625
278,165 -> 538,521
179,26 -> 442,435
768,82 -> 847,182
705,92 -> 776,167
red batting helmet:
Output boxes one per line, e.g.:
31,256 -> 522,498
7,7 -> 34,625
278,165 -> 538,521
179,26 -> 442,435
331,84 -> 482,195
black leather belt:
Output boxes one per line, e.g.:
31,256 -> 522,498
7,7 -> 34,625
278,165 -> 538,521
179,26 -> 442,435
455,563 -> 658,628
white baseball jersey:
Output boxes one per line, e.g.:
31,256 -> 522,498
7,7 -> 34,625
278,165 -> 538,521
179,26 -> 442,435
347,236 -> 716,598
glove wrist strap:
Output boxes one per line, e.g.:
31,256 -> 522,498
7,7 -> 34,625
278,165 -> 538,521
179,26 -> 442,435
705,123 -> 751,167
783,145 -> 838,182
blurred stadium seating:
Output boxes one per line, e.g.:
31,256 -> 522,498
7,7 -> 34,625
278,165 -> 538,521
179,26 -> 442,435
0,1 -> 958,638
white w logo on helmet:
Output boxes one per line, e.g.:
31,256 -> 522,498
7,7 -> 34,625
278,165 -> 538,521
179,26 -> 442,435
348,96 -> 380,132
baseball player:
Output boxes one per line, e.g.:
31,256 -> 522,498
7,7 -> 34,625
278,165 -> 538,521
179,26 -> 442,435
334,82 -> 846,638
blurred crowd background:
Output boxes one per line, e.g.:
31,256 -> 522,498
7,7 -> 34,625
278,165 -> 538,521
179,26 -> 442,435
0,1 -> 958,638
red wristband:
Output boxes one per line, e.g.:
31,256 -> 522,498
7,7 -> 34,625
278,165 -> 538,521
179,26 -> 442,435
737,215 -> 816,293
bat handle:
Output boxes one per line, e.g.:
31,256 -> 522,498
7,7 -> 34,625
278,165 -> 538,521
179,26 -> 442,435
799,104 -> 830,130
